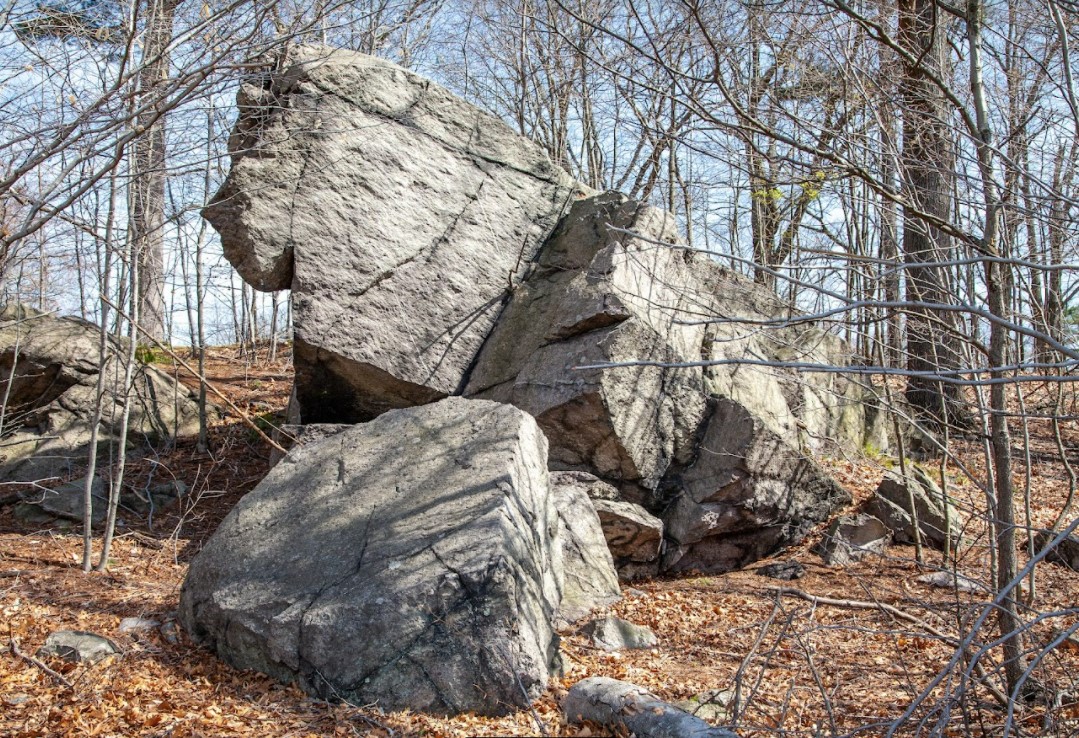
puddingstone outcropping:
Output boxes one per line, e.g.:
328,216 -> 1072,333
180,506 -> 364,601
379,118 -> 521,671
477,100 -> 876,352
188,46 -> 890,714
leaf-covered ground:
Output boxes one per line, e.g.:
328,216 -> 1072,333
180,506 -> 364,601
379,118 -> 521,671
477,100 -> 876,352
1,348 -> 1078,737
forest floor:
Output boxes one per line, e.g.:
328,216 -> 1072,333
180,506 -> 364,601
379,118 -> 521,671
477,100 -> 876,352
1,347 -> 1078,737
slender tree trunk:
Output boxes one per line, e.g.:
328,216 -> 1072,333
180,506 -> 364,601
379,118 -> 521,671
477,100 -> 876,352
898,0 -> 965,425
131,0 -> 178,344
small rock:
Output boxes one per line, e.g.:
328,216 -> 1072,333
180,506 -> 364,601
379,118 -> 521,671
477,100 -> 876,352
582,615 -> 658,651
754,560 -> 806,581
1032,529 -> 1079,571
37,631 -> 119,664
675,688 -> 735,722
917,571 -> 984,593
118,617 -> 160,634
159,621 -> 180,645
815,513 -> 890,566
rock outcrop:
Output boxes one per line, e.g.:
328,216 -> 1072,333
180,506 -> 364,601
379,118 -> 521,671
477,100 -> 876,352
0,305 -> 205,484
205,46 -> 582,423
180,398 -> 596,716
867,467 -> 957,551
208,46 -> 884,578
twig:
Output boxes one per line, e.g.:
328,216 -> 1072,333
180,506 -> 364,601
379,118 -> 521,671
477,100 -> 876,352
0,569 -> 27,578
100,295 -> 290,455
9,638 -> 74,689
495,642 -> 548,737
768,586 -> 1009,707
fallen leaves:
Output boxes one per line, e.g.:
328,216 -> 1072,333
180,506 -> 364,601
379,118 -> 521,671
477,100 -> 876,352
1,353 -> 1077,736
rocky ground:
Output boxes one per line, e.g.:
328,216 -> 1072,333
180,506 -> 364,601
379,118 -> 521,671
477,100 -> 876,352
1,346 -> 1077,737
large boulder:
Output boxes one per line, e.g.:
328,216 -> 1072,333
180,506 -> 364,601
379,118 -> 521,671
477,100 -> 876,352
180,398 -> 567,715
0,305 -> 205,483
208,48 -> 887,576
205,46 -> 582,422
468,192 -> 859,572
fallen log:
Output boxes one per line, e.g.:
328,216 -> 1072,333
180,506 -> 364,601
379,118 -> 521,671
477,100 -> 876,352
563,677 -> 738,738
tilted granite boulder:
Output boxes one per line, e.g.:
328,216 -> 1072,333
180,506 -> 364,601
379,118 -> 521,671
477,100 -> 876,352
465,193 -> 710,503
205,46 -> 581,422
180,398 -> 568,715
550,477 -> 622,625
0,305 -> 206,483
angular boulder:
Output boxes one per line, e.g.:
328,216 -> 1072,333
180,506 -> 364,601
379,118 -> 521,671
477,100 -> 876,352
209,48 -> 887,576
550,479 -> 621,625
592,499 -> 664,579
206,46 -> 581,422
466,193 -> 710,501
550,470 -> 663,580
867,467 -> 957,551
0,305 -> 205,483
1032,529 -> 1079,571
180,398 -> 564,715
663,397 -> 852,573
814,513 -> 891,566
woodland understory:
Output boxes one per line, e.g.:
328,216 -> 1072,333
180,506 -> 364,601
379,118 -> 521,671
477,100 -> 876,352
0,347 -> 1077,738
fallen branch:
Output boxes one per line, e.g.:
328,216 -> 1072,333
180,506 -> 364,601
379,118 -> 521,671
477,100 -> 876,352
9,638 -> 74,689
768,586 -> 1009,707
0,569 -> 27,578
564,677 -> 737,738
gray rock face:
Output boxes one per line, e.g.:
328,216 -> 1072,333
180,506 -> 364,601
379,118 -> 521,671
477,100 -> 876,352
592,499 -> 663,578
179,398 -> 564,716
206,47 -> 581,423
550,470 -> 662,580
867,467 -> 957,551
0,305 -> 206,484
815,513 -> 890,566
267,423 -> 351,467
466,193 -> 709,501
664,397 -> 852,573
550,476 -> 621,625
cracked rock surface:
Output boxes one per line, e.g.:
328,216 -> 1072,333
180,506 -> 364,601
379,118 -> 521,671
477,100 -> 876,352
205,46 -> 581,422
179,398 -> 565,715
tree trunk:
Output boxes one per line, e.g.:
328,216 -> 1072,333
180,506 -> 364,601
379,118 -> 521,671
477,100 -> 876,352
131,0 -> 178,344
898,0 -> 965,425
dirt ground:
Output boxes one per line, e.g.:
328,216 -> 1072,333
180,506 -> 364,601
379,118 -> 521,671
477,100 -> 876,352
1,347 -> 1077,737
